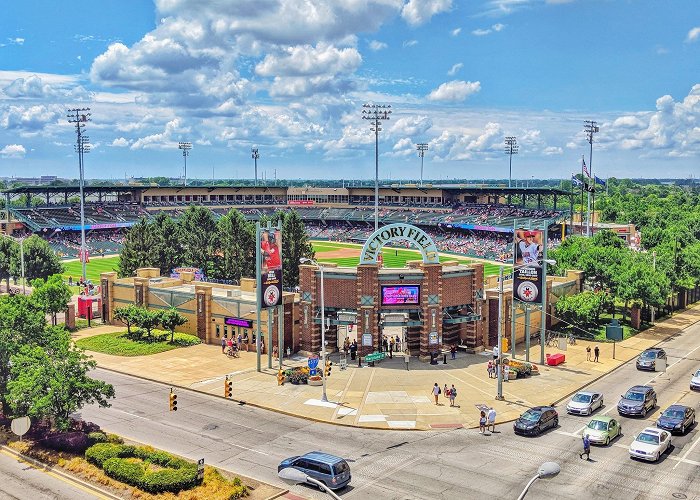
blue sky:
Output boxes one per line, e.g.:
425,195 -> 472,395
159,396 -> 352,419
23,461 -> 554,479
1,0 -> 699,182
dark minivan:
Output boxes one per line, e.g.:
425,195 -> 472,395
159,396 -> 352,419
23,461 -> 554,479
278,451 -> 351,491
513,406 -> 558,436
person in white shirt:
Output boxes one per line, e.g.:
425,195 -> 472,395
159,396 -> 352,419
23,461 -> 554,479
492,345 -> 499,360
487,407 -> 497,432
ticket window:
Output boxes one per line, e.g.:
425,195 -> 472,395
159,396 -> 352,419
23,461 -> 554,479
223,325 -> 228,339
215,324 -> 220,338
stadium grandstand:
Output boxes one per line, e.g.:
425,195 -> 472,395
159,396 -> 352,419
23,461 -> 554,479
1,183 -> 572,262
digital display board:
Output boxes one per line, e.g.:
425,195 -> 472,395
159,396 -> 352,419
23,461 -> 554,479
381,285 -> 420,305
224,317 -> 253,328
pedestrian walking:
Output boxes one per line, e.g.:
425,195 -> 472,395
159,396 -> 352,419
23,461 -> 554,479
432,383 -> 441,405
580,434 -> 591,460
404,349 -> 410,371
487,407 -> 497,432
450,344 -> 457,360
449,384 -> 457,407
479,411 -> 487,433
221,337 -> 227,354
383,337 -> 388,353
343,337 -> 350,356
226,337 -> 233,355
443,384 -> 449,401
487,360 -> 494,379
594,345 -> 600,362
237,333 -> 242,351
503,364 -> 510,382
395,336 -> 401,352
350,341 -> 357,360
389,337 -> 394,359
586,346 -> 592,361
493,344 -> 499,361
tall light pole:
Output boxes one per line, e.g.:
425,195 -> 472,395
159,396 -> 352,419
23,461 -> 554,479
416,143 -> 428,187
252,147 -> 260,187
300,258 -> 328,402
362,103 -> 391,231
68,107 -> 91,282
584,120 -> 598,236
178,142 -> 192,187
496,266 -> 505,400
504,136 -> 518,188
517,462 -> 561,500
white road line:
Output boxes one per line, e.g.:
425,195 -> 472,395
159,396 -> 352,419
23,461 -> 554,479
673,427 -> 700,470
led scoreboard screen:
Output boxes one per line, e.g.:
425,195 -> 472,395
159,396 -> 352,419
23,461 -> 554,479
381,285 -> 420,305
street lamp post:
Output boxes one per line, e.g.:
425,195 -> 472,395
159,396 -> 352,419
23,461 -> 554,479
178,142 -> 192,187
517,462 -> 560,500
252,147 -> 260,187
504,137 -> 518,189
362,103 -> 391,232
416,143 -> 428,187
300,258 -> 328,402
496,266 -> 505,400
278,467 -> 342,500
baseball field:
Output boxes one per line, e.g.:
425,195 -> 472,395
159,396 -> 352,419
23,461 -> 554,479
62,241 -> 504,283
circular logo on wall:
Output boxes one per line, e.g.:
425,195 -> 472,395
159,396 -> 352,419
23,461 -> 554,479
264,285 -> 280,307
517,281 -> 539,302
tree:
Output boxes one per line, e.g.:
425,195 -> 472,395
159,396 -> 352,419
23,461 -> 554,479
118,218 -> 155,278
160,308 -> 188,343
178,206 -> 218,276
17,235 -> 63,282
554,291 -> 606,330
151,212 -> 183,276
0,237 -> 18,290
6,332 -> 114,431
281,209 -> 315,289
113,304 -> 141,335
214,209 -> 255,282
134,308 -> 161,339
30,275 -> 72,326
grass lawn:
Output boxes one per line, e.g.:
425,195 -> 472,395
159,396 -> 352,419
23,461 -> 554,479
310,240 -> 504,276
75,329 -> 200,356
63,255 -> 120,284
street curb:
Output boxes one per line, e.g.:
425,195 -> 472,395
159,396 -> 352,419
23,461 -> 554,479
0,444 -> 123,500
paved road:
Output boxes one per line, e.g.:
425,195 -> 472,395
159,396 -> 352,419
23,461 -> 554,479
79,320 -> 700,500
0,449 -> 101,500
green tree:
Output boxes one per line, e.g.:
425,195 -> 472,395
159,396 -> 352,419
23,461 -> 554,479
160,308 -> 188,343
118,218 -> 154,277
134,308 -> 161,339
151,212 -> 183,276
554,291 -> 606,330
178,206 -> 217,276
6,331 -> 114,430
30,275 -> 73,326
113,304 -> 141,335
214,209 -> 255,282
17,235 -> 63,282
0,237 -> 19,290
281,209 -> 315,288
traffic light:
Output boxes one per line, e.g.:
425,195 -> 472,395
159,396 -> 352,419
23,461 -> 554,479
324,360 -> 332,377
224,376 -> 233,398
169,389 -> 177,411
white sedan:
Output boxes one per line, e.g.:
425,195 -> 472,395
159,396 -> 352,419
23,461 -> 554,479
691,369 -> 700,391
566,391 -> 604,416
628,427 -> 671,462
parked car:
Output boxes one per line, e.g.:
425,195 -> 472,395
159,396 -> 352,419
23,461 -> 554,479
513,406 -> 558,436
278,452 -> 351,491
617,385 -> 657,417
690,368 -> 700,391
636,348 -> 666,371
656,405 -> 696,434
628,427 -> 671,462
582,416 -> 621,446
566,391 -> 604,416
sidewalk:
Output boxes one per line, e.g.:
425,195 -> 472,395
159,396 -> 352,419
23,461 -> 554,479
75,305 -> 700,431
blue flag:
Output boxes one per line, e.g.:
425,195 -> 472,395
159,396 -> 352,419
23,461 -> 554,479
595,175 -> 606,186
571,174 -> 583,187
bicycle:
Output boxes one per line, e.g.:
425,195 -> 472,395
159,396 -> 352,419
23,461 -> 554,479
227,346 -> 240,358
568,334 -> 577,345
545,334 -> 558,347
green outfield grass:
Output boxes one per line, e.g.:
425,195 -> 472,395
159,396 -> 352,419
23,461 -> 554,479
63,256 -> 120,283
310,240 -> 505,276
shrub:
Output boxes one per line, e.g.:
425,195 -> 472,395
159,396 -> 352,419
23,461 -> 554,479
88,432 -> 108,445
103,457 -> 146,484
139,467 -> 198,493
85,443 -> 136,467
106,433 -> 124,444
45,431 -> 91,454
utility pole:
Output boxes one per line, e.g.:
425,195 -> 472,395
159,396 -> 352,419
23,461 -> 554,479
496,266 -> 504,400
67,107 -> 91,282
416,143 -> 428,187
362,103 -> 392,231
252,147 -> 260,186
584,120 -> 599,236
178,142 -> 192,186
651,250 -> 656,324
504,137 -> 518,188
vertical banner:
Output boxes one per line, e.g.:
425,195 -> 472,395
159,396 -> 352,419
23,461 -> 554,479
260,226 -> 283,308
513,228 -> 544,304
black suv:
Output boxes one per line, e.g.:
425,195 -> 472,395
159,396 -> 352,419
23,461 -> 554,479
617,385 -> 657,417
513,406 -> 558,436
636,348 -> 667,371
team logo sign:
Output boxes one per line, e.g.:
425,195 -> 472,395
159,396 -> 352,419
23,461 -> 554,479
513,228 -> 544,304
264,284 -> 280,307
517,281 -> 539,303
259,228 -> 283,309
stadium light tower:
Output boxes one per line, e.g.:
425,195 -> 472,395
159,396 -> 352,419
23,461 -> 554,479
362,103 -> 392,231
584,120 -> 599,236
251,147 -> 260,187
416,143 -> 428,187
67,107 -> 91,282
178,142 -> 192,186
504,136 -> 518,188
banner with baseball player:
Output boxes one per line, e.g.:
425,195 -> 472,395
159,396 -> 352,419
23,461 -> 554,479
513,228 -> 544,304
259,226 -> 283,309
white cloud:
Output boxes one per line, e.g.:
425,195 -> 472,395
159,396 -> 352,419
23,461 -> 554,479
686,27 -> 700,43
9,37 -> 24,45
0,104 -> 63,132
447,63 -> 463,76
403,40 -> 418,48
472,23 -> 506,36
401,0 -> 452,26
389,115 -> 433,137
111,137 -> 130,147
368,40 -> 388,51
130,118 -> 187,150
0,144 -> 26,158
451,28 -> 461,37
427,80 -> 481,102
3,75 -> 53,98
543,146 -> 562,155
255,43 -> 361,77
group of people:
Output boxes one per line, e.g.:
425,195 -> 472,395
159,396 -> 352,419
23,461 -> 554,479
586,345 -> 601,362
381,335 -> 402,358
479,407 -> 498,434
431,382 -> 458,407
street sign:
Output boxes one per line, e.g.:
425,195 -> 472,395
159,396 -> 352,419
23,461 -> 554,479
197,458 -> 204,481
364,351 -> 386,363
362,333 -> 372,347
11,416 -> 30,441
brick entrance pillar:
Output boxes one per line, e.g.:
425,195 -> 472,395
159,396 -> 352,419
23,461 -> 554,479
356,264 -> 379,358
420,263 -> 443,360
299,264 -> 319,355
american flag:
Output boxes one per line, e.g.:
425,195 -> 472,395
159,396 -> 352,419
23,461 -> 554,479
582,157 -> 590,178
